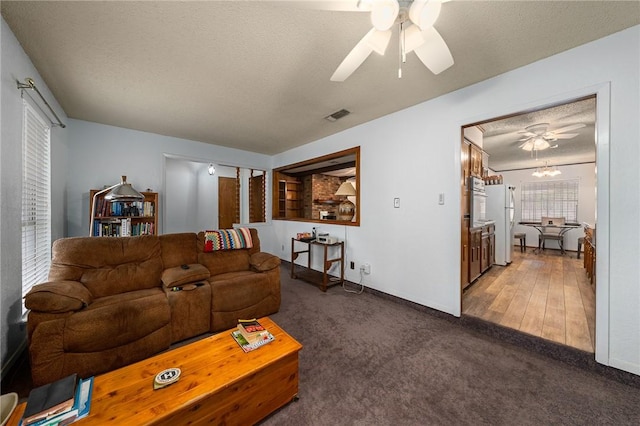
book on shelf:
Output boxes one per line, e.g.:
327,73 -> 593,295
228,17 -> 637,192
231,329 -> 275,353
21,376 -> 94,426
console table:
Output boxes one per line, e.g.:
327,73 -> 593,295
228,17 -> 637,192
291,238 -> 344,291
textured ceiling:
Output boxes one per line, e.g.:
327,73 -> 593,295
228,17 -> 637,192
481,97 -> 596,172
2,1 -> 638,159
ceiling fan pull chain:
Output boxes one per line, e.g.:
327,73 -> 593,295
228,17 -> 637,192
398,21 -> 404,78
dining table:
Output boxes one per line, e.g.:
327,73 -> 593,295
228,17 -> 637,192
518,221 -> 582,254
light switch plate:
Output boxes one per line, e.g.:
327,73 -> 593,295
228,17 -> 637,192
394,198 -> 400,208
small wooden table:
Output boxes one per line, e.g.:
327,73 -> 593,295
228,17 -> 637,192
7,317 -> 302,426
291,238 -> 344,291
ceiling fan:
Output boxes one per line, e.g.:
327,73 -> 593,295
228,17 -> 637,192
517,123 -> 586,152
329,0 -> 454,82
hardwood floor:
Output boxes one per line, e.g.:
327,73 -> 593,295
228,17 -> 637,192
462,247 -> 595,352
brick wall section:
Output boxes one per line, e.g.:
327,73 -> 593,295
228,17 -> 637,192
311,174 -> 343,220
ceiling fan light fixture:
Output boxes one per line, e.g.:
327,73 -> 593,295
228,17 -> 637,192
521,137 -> 550,152
403,24 -> 425,53
370,0 -> 399,31
532,162 -> 562,178
409,0 -> 442,30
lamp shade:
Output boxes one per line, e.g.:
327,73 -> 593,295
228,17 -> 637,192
335,181 -> 356,196
104,176 -> 145,202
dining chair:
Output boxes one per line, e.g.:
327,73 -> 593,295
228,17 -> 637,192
539,216 -> 566,253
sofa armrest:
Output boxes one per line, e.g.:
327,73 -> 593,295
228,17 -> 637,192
250,252 -> 281,272
25,280 -> 93,313
162,263 -> 210,287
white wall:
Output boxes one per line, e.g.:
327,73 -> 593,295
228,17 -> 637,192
0,18 -> 68,374
505,163 -> 596,252
165,158 -> 199,233
66,120 -> 272,237
270,26 -> 640,375
1,16 -> 638,378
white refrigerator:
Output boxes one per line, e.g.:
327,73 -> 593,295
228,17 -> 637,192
485,184 -> 516,265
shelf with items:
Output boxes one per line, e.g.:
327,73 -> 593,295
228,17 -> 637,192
90,189 -> 158,237
276,179 -> 304,218
290,238 -> 344,292
313,199 -> 340,205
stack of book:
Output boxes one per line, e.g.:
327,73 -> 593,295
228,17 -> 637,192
231,319 -> 275,353
21,374 -> 93,426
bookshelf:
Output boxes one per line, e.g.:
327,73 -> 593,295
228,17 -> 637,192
90,189 -> 158,237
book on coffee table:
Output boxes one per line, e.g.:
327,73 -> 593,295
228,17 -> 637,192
231,330 -> 275,353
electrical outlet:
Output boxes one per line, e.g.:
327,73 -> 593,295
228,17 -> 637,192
281,244 -> 284,251
350,261 -> 355,270
394,198 -> 400,208
439,193 -> 445,205
361,263 -> 371,274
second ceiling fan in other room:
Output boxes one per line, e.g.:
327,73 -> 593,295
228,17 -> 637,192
330,0 -> 454,82
518,122 -> 586,153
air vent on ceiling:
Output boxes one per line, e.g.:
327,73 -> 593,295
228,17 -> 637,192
325,109 -> 351,122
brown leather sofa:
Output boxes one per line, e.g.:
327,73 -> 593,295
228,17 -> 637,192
24,228 -> 280,386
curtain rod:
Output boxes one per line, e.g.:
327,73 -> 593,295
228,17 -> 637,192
16,77 -> 66,128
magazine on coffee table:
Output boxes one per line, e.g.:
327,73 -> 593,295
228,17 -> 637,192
231,330 -> 275,353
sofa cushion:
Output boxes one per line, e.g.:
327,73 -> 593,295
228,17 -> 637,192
159,233 -> 198,268
162,264 -> 210,287
198,250 -> 251,276
250,252 -> 281,272
209,271 -> 274,312
62,288 -> 170,352
25,281 -> 92,313
48,235 -> 163,299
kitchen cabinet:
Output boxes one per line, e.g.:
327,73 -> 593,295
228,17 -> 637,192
469,143 -> 483,178
461,219 -> 470,289
461,140 -> 470,215
489,228 -> 496,266
469,227 -> 482,283
482,223 -> 495,272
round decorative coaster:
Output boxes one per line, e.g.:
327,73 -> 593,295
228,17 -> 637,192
153,368 -> 181,390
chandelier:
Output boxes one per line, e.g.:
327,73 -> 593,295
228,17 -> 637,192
532,162 -> 561,178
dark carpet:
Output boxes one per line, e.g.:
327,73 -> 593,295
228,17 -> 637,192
3,266 -> 640,425
262,266 -> 640,425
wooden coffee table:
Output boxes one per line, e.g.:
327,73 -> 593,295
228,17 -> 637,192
8,317 -> 302,425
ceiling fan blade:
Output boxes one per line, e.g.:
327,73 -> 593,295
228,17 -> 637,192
518,131 -> 536,136
550,133 -> 579,139
551,123 -> 586,133
413,27 -> 454,75
367,29 -> 392,55
517,136 -> 533,142
330,29 -> 376,82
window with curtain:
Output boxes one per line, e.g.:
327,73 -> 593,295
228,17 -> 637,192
521,179 -> 579,222
22,99 -> 51,314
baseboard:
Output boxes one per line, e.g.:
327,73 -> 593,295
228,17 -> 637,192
1,337 -> 27,381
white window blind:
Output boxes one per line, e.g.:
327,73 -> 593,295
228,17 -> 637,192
22,100 -> 51,314
521,179 -> 579,222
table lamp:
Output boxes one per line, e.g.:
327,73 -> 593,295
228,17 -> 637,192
335,181 -> 356,221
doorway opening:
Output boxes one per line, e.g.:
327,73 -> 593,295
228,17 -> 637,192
460,95 -> 598,353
